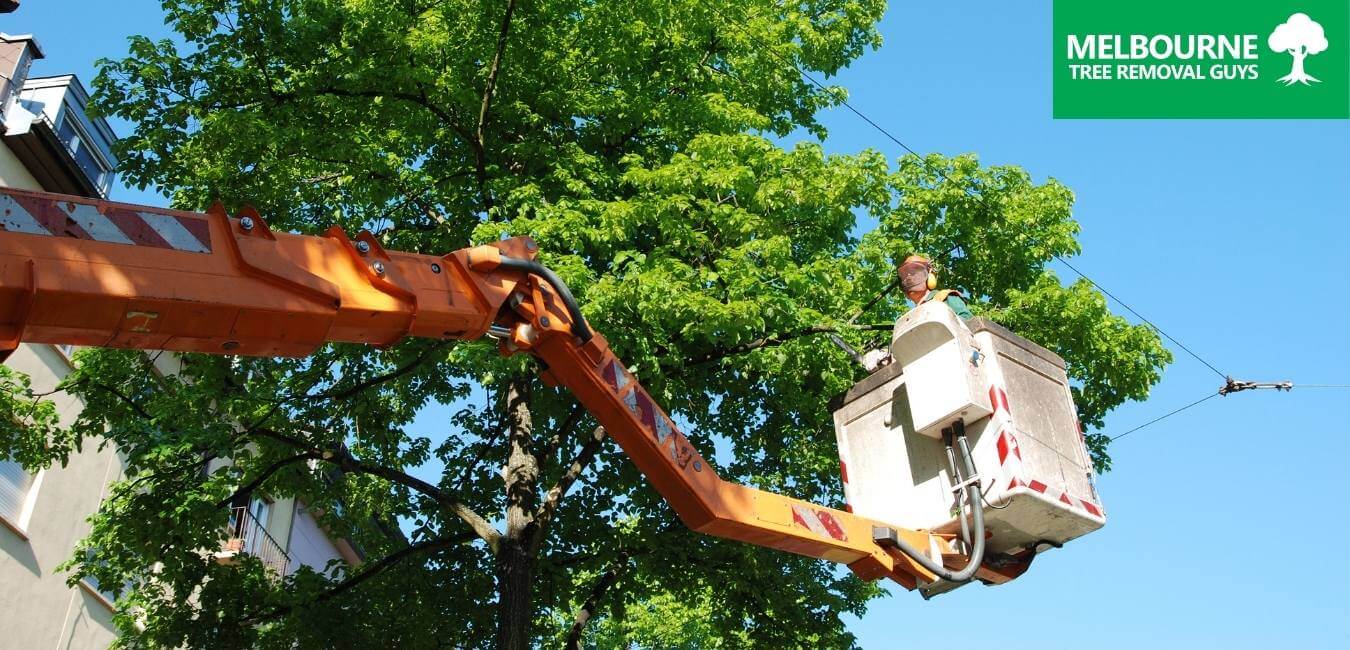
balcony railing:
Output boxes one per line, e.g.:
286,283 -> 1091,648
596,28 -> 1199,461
223,506 -> 291,576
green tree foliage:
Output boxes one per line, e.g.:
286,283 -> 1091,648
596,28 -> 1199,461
0,0 -> 1167,647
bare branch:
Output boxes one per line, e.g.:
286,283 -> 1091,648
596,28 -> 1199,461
301,172 -> 344,185
247,532 -> 472,623
85,380 -> 155,420
537,403 -> 587,470
564,550 -> 631,649
214,452 -> 318,508
318,87 -> 467,136
666,322 -> 891,374
252,427 -> 502,550
123,451 -> 216,490
473,0 -> 519,214
305,343 -> 446,402
681,324 -> 837,368
529,426 -> 606,553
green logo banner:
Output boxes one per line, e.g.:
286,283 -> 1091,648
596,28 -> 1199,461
1054,0 -> 1350,118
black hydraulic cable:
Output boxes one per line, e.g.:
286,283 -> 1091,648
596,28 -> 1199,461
878,424 -> 986,583
943,432 -> 973,549
497,256 -> 593,343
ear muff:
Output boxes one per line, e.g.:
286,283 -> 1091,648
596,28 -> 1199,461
926,268 -> 938,290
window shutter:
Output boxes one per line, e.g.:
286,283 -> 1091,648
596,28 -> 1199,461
0,458 -> 33,522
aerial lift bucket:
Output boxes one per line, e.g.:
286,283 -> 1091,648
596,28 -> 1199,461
832,302 -> 1106,594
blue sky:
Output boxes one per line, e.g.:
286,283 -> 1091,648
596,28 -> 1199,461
8,2 -> 1349,648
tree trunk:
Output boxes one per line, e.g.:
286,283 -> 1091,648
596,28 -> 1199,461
495,539 -> 536,650
496,378 -> 539,649
1291,51 -> 1307,78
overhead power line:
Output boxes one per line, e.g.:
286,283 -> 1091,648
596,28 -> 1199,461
692,3 -> 1350,444
1218,379 -> 1350,394
1108,393 -> 1218,442
1054,257 -> 1227,380
1108,379 -> 1350,442
694,0 -> 1229,381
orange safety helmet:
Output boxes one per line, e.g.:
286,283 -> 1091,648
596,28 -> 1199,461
898,254 -> 938,293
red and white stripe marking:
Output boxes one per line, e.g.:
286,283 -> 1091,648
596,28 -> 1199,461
989,382 -> 1104,520
838,460 -> 852,512
990,382 -> 1024,474
996,428 -> 1022,465
0,192 -> 211,253
602,359 -> 629,392
790,504 -> 848,541
1006,476 -> 1104,520
988,385 -> 1011,417
604,358 -> 682,450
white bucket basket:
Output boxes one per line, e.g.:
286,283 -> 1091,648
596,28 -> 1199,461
833,304 -> 1106,558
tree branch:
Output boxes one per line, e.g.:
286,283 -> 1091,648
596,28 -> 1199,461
681,324 -> 837,368
564,550 -> 631,650
655,323 -> 893,378
473,0 -> 519,214
529,426 -> 606,553
87,380 -> 155,421
537,403 -> 586,471
248,532 -> 472,623
305,343 -> 446,402
123,451 -> 216,490
252,427 -> 502,550
251,84 -> 475,148
214,451 -> 318,508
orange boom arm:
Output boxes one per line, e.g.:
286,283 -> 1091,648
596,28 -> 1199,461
0,187 -> 1014,590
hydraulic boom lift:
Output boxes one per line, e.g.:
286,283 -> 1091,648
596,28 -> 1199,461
0,186 -> 1034,593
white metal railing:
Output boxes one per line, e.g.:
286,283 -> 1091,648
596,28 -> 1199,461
225,506 -> 290,575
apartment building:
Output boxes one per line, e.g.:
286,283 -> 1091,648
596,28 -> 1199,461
0,32 -> 357,649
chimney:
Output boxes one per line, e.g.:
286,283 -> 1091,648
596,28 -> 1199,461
0,33 -> 43,122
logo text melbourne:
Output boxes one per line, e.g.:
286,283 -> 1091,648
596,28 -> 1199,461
1066,34 -> 1261,80
1053,0 -> 1349,118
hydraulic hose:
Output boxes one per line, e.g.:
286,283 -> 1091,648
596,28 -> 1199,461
944,435 -> 973,549
497,256 -> 593,343
883,427 -> 987,584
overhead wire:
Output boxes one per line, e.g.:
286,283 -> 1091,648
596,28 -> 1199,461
1053,257 -> 1227,380
692,2 -> 1350,444
693,0 -> 1230,383
1108,393 -> 1218,442
1106,382 -> 1350,441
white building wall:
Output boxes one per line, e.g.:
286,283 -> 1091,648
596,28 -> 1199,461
0,92 -> 351,648
0,322 -> 121,648
288,502 -> 345,577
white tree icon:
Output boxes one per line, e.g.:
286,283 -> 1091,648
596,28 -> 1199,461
1269,13 -> 1329,85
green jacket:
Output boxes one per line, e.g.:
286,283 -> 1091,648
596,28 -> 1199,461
920,289 -> 973,320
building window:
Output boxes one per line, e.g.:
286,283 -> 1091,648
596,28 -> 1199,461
250,495 -> 271,526
81,548 -> 132,609
225,495 -> 289,575
55,111 -> 111,194
0,457 -> 35,531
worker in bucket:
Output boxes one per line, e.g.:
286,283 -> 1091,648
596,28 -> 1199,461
859,254 -> 974,371
898,254 -> 973,320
